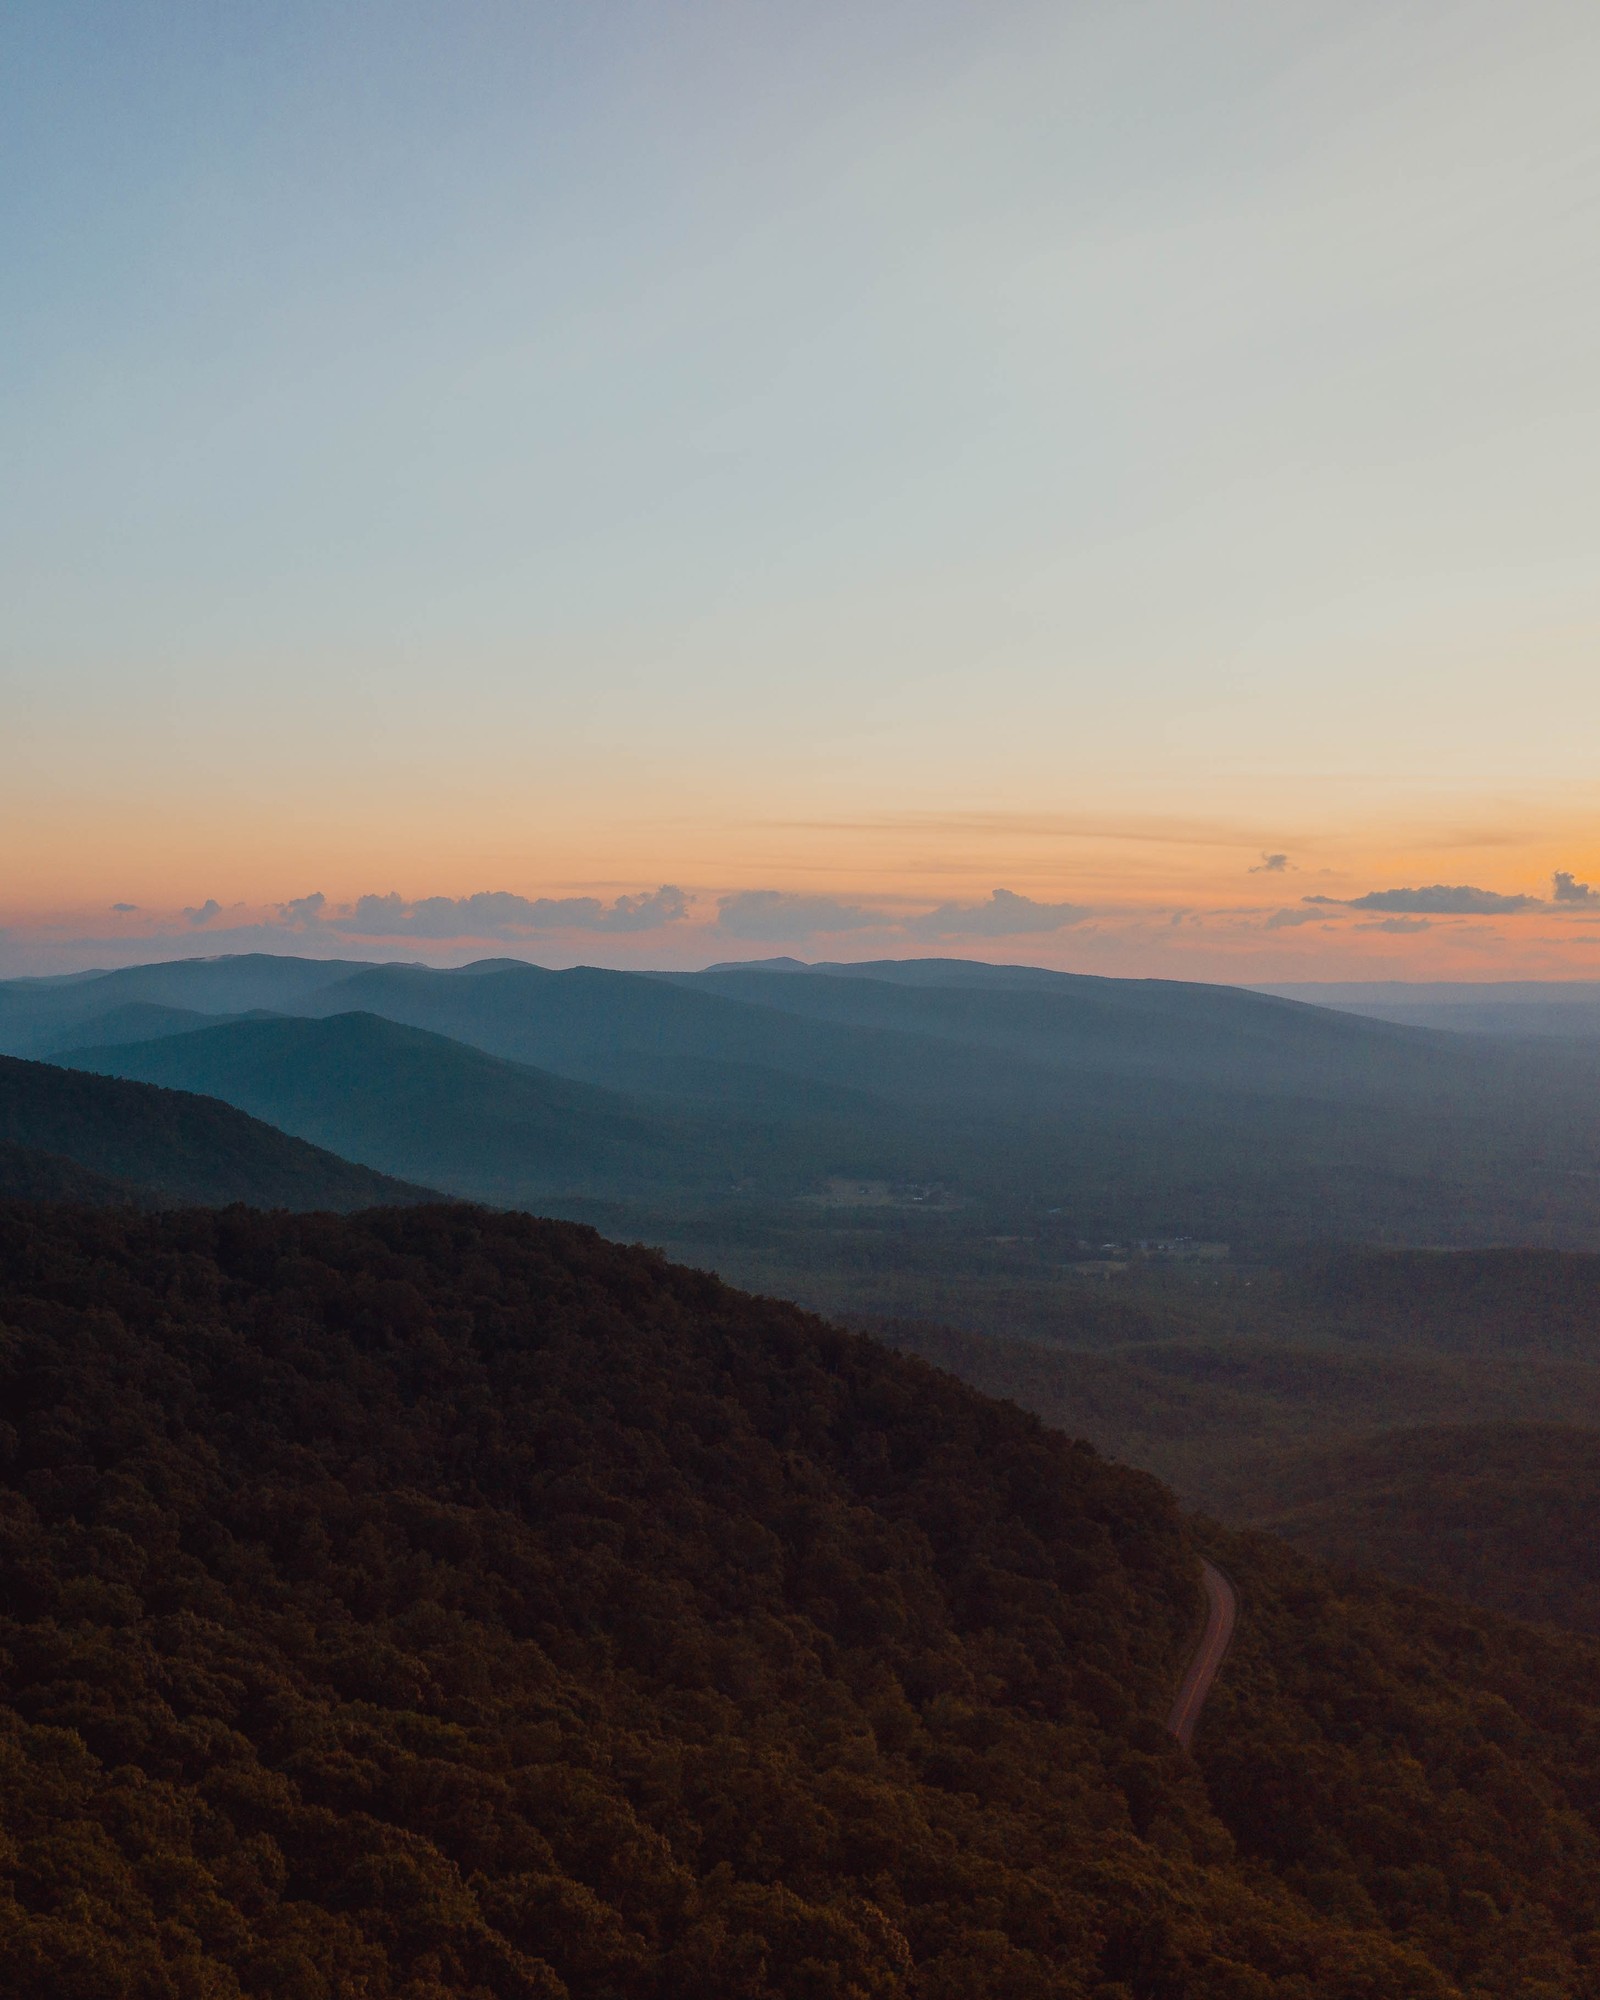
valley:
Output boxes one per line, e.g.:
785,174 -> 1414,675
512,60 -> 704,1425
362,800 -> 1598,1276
8,952 -> 1600,1993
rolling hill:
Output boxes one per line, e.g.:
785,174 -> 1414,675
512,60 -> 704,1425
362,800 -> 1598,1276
65,1011 -> 712,1202
884,1310 -> 1600,1508
0,1052 -> 430,1210
0,952 -> 368,1056
0,1137 -> 138,1205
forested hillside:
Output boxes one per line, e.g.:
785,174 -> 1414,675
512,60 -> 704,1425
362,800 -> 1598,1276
0,1054 -> 430,1210
67,1011 -> 708,1202
0,1138 -> 136,1206
6,1204 -> 1600,1995
1211,1422 -> 1600,1636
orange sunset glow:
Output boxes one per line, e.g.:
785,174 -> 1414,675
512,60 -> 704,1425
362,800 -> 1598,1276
4,3 -> 1597,987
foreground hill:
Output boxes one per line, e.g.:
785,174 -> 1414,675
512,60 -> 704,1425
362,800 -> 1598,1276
6,1207 -> 1600,1994
0,1053 -> 428,1209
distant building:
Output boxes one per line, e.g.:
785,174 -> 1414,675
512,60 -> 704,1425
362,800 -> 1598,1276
1134,1237 -> 1229,1262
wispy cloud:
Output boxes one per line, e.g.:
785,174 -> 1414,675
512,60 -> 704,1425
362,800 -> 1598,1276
1264,908 -> 1324,930
1250,853 -> 1290,873
184,899 -> 223,927
1356,916 -> 1434,934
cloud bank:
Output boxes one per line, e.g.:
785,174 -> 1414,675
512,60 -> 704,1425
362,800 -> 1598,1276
715,893 -> 883,943
1305,884 -> 1544,915
715,887 -> 1091,944
336,887 -> 690,939
904,889 -> 1089,939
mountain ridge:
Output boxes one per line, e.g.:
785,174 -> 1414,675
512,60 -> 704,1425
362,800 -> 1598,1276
0,1051 -> 433,1210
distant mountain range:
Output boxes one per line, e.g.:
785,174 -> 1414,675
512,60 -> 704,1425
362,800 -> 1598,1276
8,950 -> 1600,1246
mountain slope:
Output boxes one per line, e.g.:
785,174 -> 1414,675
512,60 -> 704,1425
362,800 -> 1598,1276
66,1011 -> 710,1201
0,1137 -> 138,1205
40,1000 -> 234,1053
681,958 -> 1455,1098
11,1204 -> 1600,1993
0,952 -> 366,1056
0,1053 -> 430,1209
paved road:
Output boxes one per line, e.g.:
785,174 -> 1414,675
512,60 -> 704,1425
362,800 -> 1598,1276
1167,1558 -> 1237,1750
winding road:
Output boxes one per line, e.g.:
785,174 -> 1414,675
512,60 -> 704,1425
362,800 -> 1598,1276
1167,1558 -> 1237,1750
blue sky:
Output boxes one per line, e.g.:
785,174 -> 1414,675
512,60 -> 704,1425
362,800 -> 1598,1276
4,2 -> 1599,977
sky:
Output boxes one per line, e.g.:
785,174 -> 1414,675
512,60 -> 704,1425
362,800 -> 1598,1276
4,0 -> 1599,980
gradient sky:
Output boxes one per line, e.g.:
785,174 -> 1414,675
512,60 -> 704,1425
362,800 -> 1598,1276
4,1 -> 1599,979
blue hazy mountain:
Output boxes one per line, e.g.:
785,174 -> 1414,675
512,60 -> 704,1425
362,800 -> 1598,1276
66,1011 -> 736,1203
17,950 -> 1600,1245
0,953 -> 367,1056
0,1051 -> 429,1209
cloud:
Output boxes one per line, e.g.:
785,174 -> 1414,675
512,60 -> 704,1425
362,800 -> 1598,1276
339,886 -> 690,940
715,885 -> 1092,944
277,891 -> 327,927
1553,871 -> 1599,905
1356,916 -> 1433,934
905,888 -> 1089,939
1250,853 -> 1289,873
1264,908 -> 1325,929
110,902 -> 138,913
1305,884 -> 1542,915
184,899 -> 222,927
716,892 -> 883,943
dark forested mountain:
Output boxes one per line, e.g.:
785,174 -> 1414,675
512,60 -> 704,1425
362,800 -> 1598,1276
7,1202 -> 1600,1996
0,1137 -> 137,1205
13,951 -> 1600,1247
0,1053 -> 429,1210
